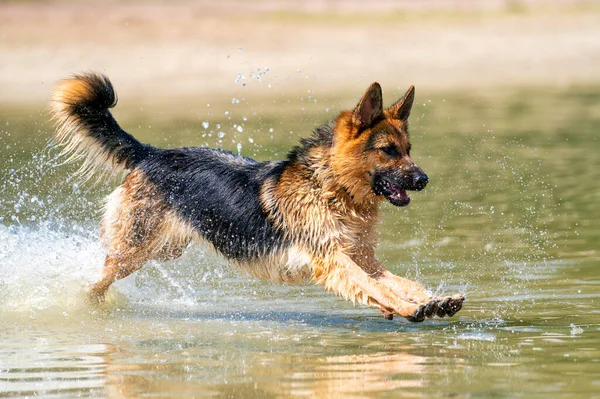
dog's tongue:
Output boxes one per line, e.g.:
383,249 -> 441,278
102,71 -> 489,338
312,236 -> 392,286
391,188 -> 410,203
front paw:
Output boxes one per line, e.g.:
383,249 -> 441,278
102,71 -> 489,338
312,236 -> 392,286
406,294 -> 465,322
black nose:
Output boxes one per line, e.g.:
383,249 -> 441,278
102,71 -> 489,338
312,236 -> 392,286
413,173 -> 429,191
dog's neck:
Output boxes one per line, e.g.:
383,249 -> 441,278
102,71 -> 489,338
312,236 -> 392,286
285,127 -> 380,220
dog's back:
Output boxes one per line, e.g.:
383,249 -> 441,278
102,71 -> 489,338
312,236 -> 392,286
136,147 -> 288,261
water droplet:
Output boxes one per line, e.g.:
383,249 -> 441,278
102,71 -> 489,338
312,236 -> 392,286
570,324 -> 583,335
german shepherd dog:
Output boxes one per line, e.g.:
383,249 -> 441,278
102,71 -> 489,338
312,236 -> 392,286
50,73 -> 464,322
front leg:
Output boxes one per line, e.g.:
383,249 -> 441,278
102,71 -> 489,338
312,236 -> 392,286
367,253 -> 464,321
376,269 -> 464,319
318,252 -> 423,320
321,252 -> 464,322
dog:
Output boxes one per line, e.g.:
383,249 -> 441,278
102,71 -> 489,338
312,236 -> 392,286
50,73 -> 464,322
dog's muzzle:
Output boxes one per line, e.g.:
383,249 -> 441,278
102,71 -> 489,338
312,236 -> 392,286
373,169 -> 428,207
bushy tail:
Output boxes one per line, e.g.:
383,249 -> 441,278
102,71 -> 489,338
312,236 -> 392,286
50,72 -> 152,180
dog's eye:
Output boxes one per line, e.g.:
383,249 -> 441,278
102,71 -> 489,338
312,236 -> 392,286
379,145 -> 399,158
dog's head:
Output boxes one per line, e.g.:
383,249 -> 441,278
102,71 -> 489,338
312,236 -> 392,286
331,83 -> 428,207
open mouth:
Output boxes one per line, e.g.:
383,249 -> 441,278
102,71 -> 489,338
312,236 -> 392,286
378,179 -> 411,207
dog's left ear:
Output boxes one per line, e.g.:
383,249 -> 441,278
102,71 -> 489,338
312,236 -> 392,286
388,85 -> 415,121
353,82 -> 383,131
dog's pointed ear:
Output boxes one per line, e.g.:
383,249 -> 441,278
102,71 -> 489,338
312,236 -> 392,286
353,82 -> 383,131
388,85 -> 415,121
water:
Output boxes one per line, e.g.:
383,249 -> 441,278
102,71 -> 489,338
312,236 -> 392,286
1,86 -> 599,398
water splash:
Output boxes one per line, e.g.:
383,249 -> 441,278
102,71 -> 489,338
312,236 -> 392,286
0,223 -> 103,314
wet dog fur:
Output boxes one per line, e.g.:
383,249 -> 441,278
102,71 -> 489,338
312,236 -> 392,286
50,73 -> 464,322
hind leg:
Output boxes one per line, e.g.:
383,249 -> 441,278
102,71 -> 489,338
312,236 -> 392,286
88,248 -> 150,302
89,171 -> 192,303
88,241 -> 190,303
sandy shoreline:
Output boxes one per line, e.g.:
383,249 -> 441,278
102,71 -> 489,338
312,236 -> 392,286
1,0 -> 599,108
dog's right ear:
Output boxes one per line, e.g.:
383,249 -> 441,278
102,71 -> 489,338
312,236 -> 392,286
352,82 -> 383,131
388,85 -> 415,122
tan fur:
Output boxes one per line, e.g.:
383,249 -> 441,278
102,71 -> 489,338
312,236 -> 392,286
232,246 -> 313,284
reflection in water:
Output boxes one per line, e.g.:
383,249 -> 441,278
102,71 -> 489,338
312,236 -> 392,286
0,341 -> 111,397
287,352 -> 431,393
101,348 -> 438,398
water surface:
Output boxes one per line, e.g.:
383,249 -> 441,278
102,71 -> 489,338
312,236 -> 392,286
1,86 -> 599,398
